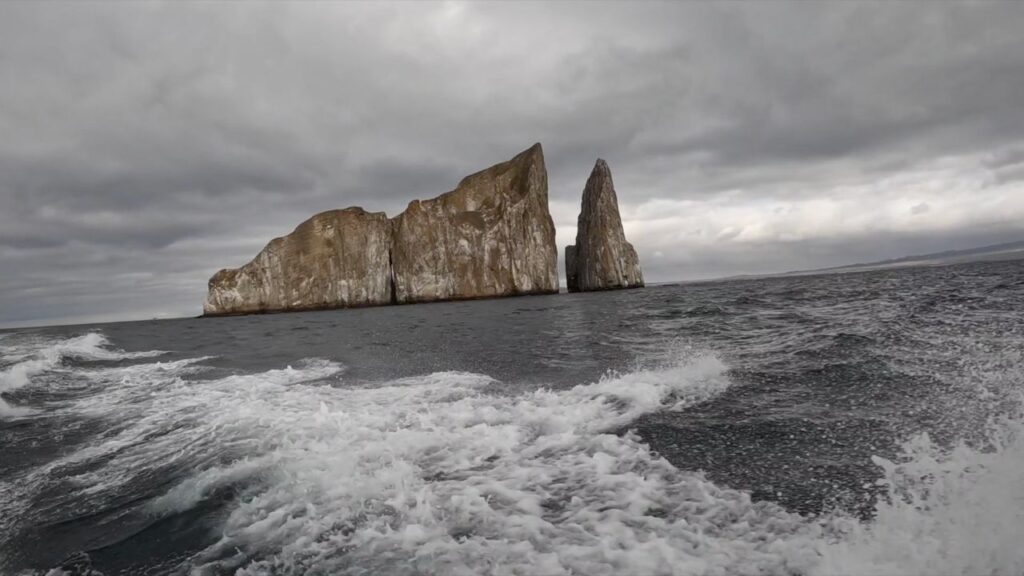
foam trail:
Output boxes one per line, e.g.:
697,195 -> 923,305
0,332 -> 165,416
5,344 -> 1023,576
139,352 -> 829,575
172,353 -> 1024,575
812,410 -> 1024,575
3,349 -> 772,575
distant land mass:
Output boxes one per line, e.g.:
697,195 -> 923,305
714,240 -> 1024,282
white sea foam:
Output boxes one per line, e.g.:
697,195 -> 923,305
4,342 -> 1023,576
0,398 -> 34,417
179,357 -> 1024,575
37,350 -> 828,575
812,409 -> 1024,576
0,332 -> 163,390
0,332 -> 165,418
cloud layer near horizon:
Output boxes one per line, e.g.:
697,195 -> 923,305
2,1 -> 1024,327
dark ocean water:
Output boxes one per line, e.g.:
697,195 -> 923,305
2,260 -> 1023,575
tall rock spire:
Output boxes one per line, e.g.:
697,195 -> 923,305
565,159 -> 644,292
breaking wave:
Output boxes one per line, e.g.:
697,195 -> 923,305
2,334 -> 1023,575
813,407 -> 1024,575
0,333 -> 164,417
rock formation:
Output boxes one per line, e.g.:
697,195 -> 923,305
204,208 -> 394,315
203,144 -> 558,316
391,143 -> 557,303
565,159 -> 644,292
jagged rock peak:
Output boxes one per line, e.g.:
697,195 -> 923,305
565,158 -> 644,293
391,142 -> 558,303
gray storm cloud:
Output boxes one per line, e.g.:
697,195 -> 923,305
2,1 -> 1024,327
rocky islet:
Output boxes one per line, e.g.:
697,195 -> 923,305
204,144 -> 642,316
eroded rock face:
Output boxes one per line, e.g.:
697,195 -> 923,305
565,159 -> 644,292
203,208 -> 393,315
390,143 -> 558,303
203,144 -> 559,316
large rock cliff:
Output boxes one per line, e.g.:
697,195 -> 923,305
204,207 -> 394,315
565,159 -> 644,292
391,143 -> 557,303
203,144 -> 558,316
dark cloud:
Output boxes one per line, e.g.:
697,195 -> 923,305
1,1 -> 1023,327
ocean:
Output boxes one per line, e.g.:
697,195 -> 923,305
1,259 -> 1022,575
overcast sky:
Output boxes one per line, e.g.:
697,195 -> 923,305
2,1 -> 1024,327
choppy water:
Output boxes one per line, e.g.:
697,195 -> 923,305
2,260 -> 1023,575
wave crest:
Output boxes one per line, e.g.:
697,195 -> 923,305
813,409 -> 1024,575
0,332 -> 165,419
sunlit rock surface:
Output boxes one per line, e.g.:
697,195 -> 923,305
565,159 -> 644,292
204,208 -> 394,315
204,144 -> 558,316
391,143 -> 558,303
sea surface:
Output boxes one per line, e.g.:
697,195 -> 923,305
1,260 -> 1023,575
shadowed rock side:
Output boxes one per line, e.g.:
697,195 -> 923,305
204,208 -> 394,315
203,144 -> 558,316
391,143 -> 558,303
565,159 -> 644,292
565,245 -> 579,293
